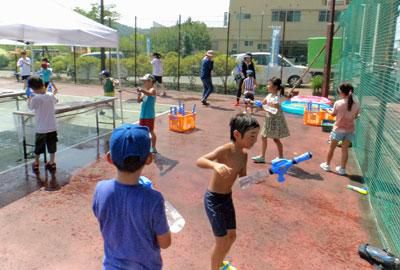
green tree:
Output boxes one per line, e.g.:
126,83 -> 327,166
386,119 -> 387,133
150,18 -> 211,56
181,18 -> 211,56
74,3 -> 120,23
213,53 -> 236,86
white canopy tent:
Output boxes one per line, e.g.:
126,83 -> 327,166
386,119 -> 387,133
0,0 -> 123,118
0,0 -> 118,48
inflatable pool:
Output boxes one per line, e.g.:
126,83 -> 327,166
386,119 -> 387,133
291,95 -> 332,105
282,100 -> 332,115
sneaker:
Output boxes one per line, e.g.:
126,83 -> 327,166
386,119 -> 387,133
220,261 -> 237,270
150,147 -> 158,154
320,162 -> 331,171
335,166 -> 346,175
45,162 -> 57,172
251,155 -> 262,160
243,110 -> 247,114
253,156 -> 266,163
201,100 -> 210,106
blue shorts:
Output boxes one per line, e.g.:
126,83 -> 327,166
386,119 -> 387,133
204,190 -> 236,237
330,130 -> 355,142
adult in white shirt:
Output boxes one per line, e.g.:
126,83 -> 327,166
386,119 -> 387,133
17,50 -> 31,88
150,52 -> 166,97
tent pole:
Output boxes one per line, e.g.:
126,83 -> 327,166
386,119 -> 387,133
117,47 -> 123,123
31,45 -> 35,74
73,46 -> 77,84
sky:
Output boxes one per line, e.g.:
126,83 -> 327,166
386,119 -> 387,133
66,0 -> 230,28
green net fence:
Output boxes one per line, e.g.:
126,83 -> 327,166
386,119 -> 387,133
336,0 -> 400,254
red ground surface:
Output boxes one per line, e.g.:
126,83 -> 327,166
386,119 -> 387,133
0,79 -> 376,269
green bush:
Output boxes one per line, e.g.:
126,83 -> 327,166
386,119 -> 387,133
311,75 -> 323,95
0,54 -> 10,68
76,57 -> 100,81
52,55 -> 71,73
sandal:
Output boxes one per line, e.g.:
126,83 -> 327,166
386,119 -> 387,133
32,162 -> 40,174
253,156 -> 266,164
220,261 -> 237,270
45,162 -> 57,172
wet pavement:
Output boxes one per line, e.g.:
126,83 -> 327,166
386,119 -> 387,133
0,78 -> 378,269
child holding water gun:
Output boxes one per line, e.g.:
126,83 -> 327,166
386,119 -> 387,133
252,77 -> 290,163
40,58 -> 58,93
320,83 -> 360,175
241,70 -> 257,114
137,74 -> 158,153
197,113 -> 260,270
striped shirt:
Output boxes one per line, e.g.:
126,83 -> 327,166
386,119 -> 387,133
243,77 -> 255,92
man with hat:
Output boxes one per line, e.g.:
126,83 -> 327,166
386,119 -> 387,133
200,50 -> 215,106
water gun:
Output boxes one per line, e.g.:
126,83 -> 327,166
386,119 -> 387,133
359,243 -> 400,270
347,185 -> 368,195
269,152 -> 312,182
254,100 -> 263,108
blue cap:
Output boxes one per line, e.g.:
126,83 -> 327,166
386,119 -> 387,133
110,124 -> 151,168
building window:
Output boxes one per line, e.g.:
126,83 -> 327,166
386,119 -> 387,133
237,13 -> 251,20
257,44 -> 268,50
319,10 -> 342,22
272,10 -> 301,22
244,40 -> 253,47
232,43 -> 237,49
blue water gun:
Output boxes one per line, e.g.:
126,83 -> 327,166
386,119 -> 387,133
254,100 -> 263,108
269,152 -> 312,182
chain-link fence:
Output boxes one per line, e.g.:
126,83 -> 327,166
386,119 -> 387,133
335,0 -> 400,254
0,6 -> 347,93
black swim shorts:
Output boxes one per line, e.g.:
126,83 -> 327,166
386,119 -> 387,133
204,190 -> 236,237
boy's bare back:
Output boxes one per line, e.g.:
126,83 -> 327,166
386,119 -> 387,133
201,143 -> 247,194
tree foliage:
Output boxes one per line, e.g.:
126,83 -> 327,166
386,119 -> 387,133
150,18 -> 211,56
74,3 -> 120,23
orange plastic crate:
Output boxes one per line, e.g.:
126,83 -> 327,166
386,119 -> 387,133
304,110 -> 335,126
169,112 -> 196,132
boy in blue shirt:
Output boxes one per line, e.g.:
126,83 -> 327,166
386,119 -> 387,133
137,74 -> 157,153
92,124 -> 171,270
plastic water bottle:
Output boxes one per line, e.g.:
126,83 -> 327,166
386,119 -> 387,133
181,103 -> 185,116
173,106 -> 177,115
26,87 -> 32,97
238,170 -> 270,189
192,104 -> 196,114
47,82 -> 52,92
164,201 -> 186,233
139,176 -> 185,233
170,106 -> 173,114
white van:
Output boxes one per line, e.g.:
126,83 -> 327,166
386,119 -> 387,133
232,52 -> 312,87
79,51 -> 125,59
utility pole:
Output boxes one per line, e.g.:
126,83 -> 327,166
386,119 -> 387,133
224,12 -> 231,94
260,12 -> 264,52
108,17 -> 112,73
280,11 -> 287,81
100,0 -> 106,72
238,7 -> 242,53
177,15 -> 181,91
134,16 -> 137,87
322,0 -> 336,97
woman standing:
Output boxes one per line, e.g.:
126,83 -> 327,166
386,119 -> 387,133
235,52 -> 256,106
151,52 -> 166,96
